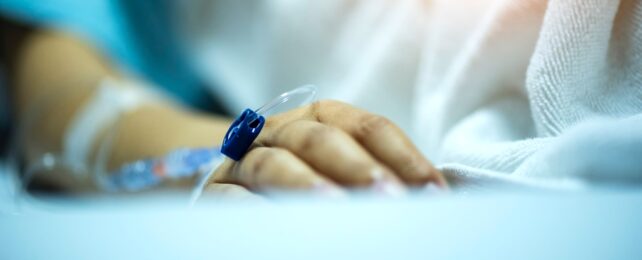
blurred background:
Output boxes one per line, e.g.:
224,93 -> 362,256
2,1 -> 642,259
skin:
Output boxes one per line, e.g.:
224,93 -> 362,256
208,101 -> 447,197
9,29 -> 446,197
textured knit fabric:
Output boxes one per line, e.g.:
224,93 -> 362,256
179,0 -> 642,191
427,0 -> 642,190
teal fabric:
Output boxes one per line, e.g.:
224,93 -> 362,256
0,0 -> 217,110
0,69 -> 8,153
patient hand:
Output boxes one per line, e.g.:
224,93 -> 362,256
206,100 -> 446,196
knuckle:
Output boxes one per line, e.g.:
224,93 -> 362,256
240,148 -> 290,188
296,123 -> 335,152
356,114 -> 394,140
398,156 -> 431,182
273,120 -> 301,145
242,148 -> 281,177
310,100 -> 345,122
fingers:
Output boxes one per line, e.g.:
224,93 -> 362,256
261,120 -> 406,195
214,147 -> 344,196
218,99 -> 446,194
312,101 -> 447,187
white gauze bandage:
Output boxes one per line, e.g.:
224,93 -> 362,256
63,78 -> 162,174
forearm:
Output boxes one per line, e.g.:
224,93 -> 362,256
12,30 -> 230,188
102,101 -> 230,171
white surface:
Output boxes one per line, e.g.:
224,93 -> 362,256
2,191 -> 641,260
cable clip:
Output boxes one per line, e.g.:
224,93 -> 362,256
220,85 -> 317,161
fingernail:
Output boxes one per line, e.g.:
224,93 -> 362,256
374,180 -> 407,197
312,182 -> 347,198
422,183 -> 445,195
371,169 -> 407,197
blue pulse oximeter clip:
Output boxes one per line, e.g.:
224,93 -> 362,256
221,109 -> 265,161
220,85 -> 318,161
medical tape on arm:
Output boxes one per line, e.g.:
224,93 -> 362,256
63,78 -> 162,175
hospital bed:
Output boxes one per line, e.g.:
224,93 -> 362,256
2,180 -> 641,260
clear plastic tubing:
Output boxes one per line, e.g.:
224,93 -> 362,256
254,85 -> 318,117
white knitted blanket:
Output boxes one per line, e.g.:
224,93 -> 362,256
179,0 -> 642,191
418,0 -> 642,190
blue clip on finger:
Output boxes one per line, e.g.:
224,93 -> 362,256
220,85 -> 317,161
221,109 -> 265,161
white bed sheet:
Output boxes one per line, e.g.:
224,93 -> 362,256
1,190 -> 641,260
